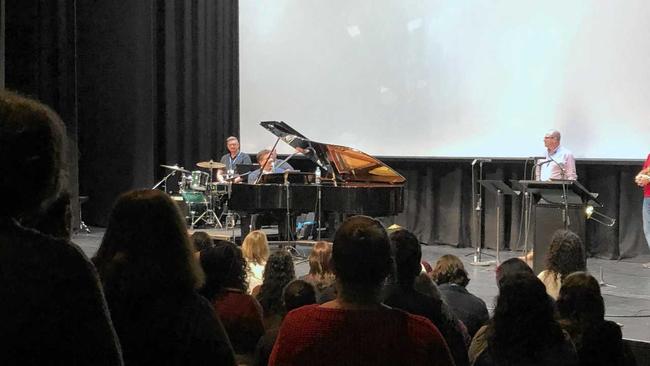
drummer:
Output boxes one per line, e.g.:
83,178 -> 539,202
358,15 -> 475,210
217,136 -> 251,183
248,149 -> 286,184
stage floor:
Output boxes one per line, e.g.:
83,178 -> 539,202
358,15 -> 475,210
73,228 -> 650,343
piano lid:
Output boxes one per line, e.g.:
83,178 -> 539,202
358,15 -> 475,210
260,121 -> 405,185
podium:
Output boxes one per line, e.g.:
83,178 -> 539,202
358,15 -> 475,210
515,180 -> 600,274
478,180 -> 519,265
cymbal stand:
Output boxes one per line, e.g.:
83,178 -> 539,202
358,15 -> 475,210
191,194 -> 224,229
283,177 -> 305,258
152,170 -> 176,192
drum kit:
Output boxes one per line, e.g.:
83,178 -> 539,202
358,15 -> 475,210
156,160 -> 233,229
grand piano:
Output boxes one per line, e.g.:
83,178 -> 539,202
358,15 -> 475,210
228,121 -> 405,238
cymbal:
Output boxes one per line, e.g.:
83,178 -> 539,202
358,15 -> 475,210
196,160 -> 225,169
160,164 -> 190,173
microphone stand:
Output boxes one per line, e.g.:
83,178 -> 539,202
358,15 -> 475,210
470,159 -> 494,266
547,155 -> 570,229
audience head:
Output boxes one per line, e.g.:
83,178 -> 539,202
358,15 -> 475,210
332,215 -> 392,292
242,230 -> 269,265
257,250 -> 295,315
495,257 -> 534,288
93,189 -> 203,294
308,241 -> 334,279
283,279 -> 317,312
191,231 -> 214,252
0,90 -> 66,218
545,229 -> 586,282
200,243 -> 248,299
389,229 -> 422,287
431,254 -> 470,287
556,271 -> 604,324
488,272 -> 562,363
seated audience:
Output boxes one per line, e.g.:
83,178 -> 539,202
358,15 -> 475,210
300,241 -> 337,303
384,229 -> 470,366
538,230 -> 586,299
242,230 -> 270,293
556,272 -> 631,366
469,272 -> 578,366
495,257 -> 534,288
0,90 -> 122,364
431,254 -> 489,337
93,189 -> 235,365
191,231 -> 214,253
255,249 -> 296,329
269,215 -> 455,366
200,243 -> 265,360
253,280 -> 317,366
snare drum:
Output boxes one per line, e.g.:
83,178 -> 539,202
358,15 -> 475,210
207,182 -> 229,196
190,171 -> 210,191
179,173 -> 193,191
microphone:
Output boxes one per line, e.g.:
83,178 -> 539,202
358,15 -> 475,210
471,158 -> 492,166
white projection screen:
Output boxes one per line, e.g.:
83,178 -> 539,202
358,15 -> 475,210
240,1 -> 649,159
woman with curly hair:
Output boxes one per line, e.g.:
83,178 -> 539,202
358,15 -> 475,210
255,250 -> 295,329
431,254 -> 488,337
538,229 -> 586,299
242,230 -> 270,293
200,243 -> 265,359
557,272 -> 630,366
300,241 -> 337,303
469,272 -> 578,366
93,189 -> 235,365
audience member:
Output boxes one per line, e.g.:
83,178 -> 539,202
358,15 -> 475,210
383,229 -> 470,366
200,243 -> 264,360
538,230 -> 586,299
0,90 -> 122,364
469,272 -> 578,366
557,272 -> 631,366
255,249 -> 296,329
495,257 -> 534,288
269,215 -> 455,366
191,231 -> 214,253
431,254 -> 489,337
300,241 -> 337,303
253,280 -> 317,366
242,230 -> 270,293
93,189 -> 235,365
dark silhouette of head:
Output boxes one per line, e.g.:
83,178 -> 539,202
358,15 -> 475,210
488,272 -> 563,364
257,250 -> 295,316
191,231 -> 214,252
389,229 -> 422,287
0,90 -> 66,218
431,254 -> 470,287
308,241 -> 334,279
93,189 -> 204,297
495,257 -> 534,288
557,271 -> 604,325
283,279 -> 317,312
200,243 -> 248,299
545,229 -> 586,283
332,216 -> 392,298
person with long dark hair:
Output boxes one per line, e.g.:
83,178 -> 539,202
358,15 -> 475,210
93,189 -> 235,365
300,241 -> 337,303
200,243 -> 264,360
269,216 -> 454,366
557,272 -> 630,366
255,249 -> 296,329
469,272 -> 578,366
538,229 -> 586,299
0,90 -> 122,365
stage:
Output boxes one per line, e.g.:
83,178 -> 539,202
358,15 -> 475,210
73,228 -> 650,345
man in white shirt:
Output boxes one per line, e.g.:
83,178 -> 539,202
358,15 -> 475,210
536,130 -> 577,181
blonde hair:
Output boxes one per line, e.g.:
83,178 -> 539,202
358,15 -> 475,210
242,230 -> 269,265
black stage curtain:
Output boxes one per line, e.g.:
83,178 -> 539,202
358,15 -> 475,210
3,0 -> 80,227
75,0 -> 238,225
384,158 -> 649,260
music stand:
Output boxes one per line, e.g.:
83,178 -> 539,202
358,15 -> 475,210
479,180 -> 519,265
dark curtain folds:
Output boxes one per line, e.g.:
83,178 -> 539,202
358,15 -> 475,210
385,159 -> 648,259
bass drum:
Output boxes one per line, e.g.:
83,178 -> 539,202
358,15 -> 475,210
171,191 -> 208,223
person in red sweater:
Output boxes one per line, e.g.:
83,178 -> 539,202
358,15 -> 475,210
269,215 -> 455,366
635,154 -> 650,268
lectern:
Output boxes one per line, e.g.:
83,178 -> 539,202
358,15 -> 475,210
516,180 -> 601,274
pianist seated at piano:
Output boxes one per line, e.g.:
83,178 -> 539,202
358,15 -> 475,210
248,149 -> 288,184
